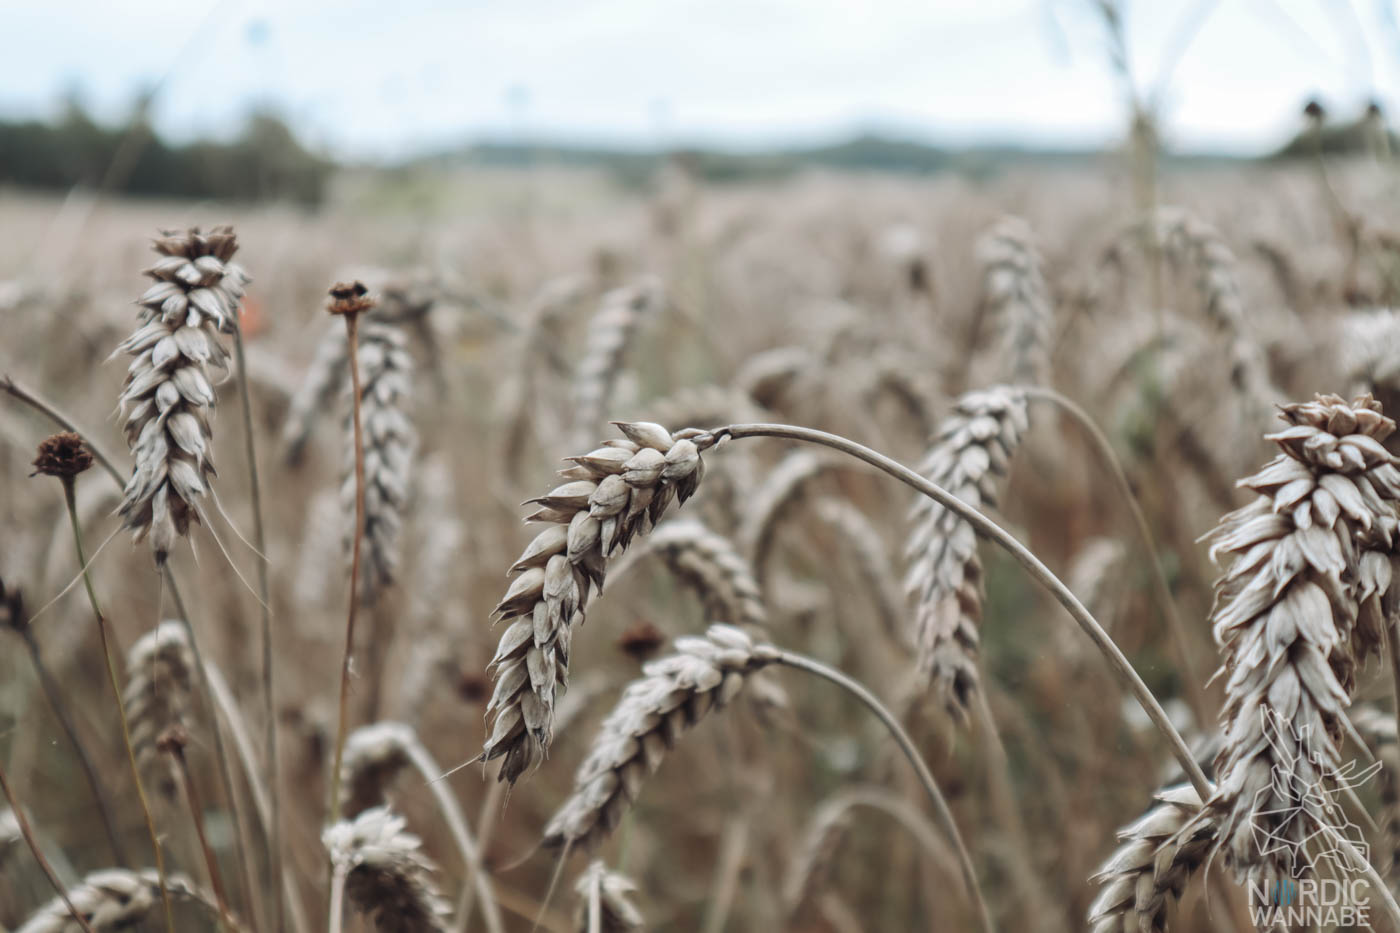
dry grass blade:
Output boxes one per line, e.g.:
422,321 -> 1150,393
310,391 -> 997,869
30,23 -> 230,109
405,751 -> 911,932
324,806 -> 451,933
113,226 -> 247,564
484,420 -> 710,784
1087,784 -> 1217,933
903,386 -> 1029,723
573,861 -> 644,933
341,320 -> 416,603
542,624 -> 778,851
978,216 -> 1053,386
15,870 -> 230,933
1181,393 -> 1400,884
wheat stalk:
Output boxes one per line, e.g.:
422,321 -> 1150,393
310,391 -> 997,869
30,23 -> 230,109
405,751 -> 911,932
903,386 -> 1030,723
15,870 -> 230,933
324,806 -> 451,933
484,421 -> 709,784
113,227 -> 247,564
573,862 -> 644,933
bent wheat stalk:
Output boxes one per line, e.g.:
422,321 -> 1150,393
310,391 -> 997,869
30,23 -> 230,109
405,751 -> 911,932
0,760 -> 97,933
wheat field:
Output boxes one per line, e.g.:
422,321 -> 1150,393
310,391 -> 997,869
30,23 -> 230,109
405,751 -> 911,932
2,152 -> 1400,932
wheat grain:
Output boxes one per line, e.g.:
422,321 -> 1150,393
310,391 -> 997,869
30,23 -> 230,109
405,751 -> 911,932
341,320 -> 417,602
541,624 -> 777,851
324,806 -> 450,933
16,870 -> 225,933
573,861 -> 645,932
484,421 -> 710,784
903,386 -> 1029,722
113,227 -> 247,563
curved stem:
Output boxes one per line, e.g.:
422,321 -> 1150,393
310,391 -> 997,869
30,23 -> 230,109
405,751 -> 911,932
233,320 -> 283,933
715,422 -> 1212,800
60,477 -> 175,933
171,742 -> 235,932
2,375 -> 125,485
774,649 -> 994,933
1021,386 -> 1208,723
0,758 -> 98,933
329,311 -> 365,828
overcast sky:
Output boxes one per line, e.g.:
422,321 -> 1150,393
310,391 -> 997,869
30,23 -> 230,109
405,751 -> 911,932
3,1 -> 1398,160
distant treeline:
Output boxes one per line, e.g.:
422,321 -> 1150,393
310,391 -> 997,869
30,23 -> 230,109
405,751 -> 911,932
0,104 -> 332,205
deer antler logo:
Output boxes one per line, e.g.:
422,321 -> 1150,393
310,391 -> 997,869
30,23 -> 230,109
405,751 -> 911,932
1248,707 -> 1380,875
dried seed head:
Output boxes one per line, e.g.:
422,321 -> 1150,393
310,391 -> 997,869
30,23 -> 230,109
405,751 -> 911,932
114,226 -> 247,563
542,624 -> 777,851
573,861 -> 645,932
30,432 -> 93,478
977,216 -> 1053,387
616,619 -> 665,662
328,280 -> 375,316
903,386 -> 1029,723
1303,98 -> 1326,123
323,807 -> 450,933
339,722 -> 415,818
484,421 -> 710,785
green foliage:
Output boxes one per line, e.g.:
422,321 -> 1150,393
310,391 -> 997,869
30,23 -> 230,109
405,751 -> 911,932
0,104 -> 332,205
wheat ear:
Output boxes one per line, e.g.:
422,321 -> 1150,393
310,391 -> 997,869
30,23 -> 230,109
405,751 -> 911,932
484,421 -> 709,784
113,227 -> 247,564
571,280 -> 662,449
324,807 -> 451,933
15,870 -> 232,933
1177,394 -> 1400,886
903,386 -> 1029,723
338,722 -> 504,933
978,216 -> 1053,386
280,322 -> 348,465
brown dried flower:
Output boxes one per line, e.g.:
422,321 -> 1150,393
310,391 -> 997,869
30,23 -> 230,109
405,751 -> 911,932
328,281 -> 375,316
30,432 -> 93,479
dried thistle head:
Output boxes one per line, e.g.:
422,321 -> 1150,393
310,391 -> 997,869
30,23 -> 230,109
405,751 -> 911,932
328,281 -> 375,316
324,807 -> 450,933
30,432 -> 93,479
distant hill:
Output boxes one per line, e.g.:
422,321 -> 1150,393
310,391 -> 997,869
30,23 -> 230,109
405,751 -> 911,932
416,132 -> 1245,185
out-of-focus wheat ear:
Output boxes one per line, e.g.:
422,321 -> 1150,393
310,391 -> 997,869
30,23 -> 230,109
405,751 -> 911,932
1178,393 -> 1400,887
124,621 -> 196,801
113,226 -> 247,565
1152,207 -> 1277,417
1349,704 -> 1400,876
902,386 -> 1029,724
324,807 -> 451,933
737,449 -> 840,590
483,421 -> 712,786
641,384 -> 771,432
280,320 -> 348,466
1060,537 -> 1127,665
542,625 -> 778,852
292,487 -> 344,613
573,861 -> 645,933
977,216 -> 1053,386
338,722 -> 504,933
1087,784 -> 1217,933
570,279 -> 663,450
617,518 -> 767,632
813,497 -> 906,647
1339,307 -> 1400,398
341,320 -> 416,605
15,870 -> 231,933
